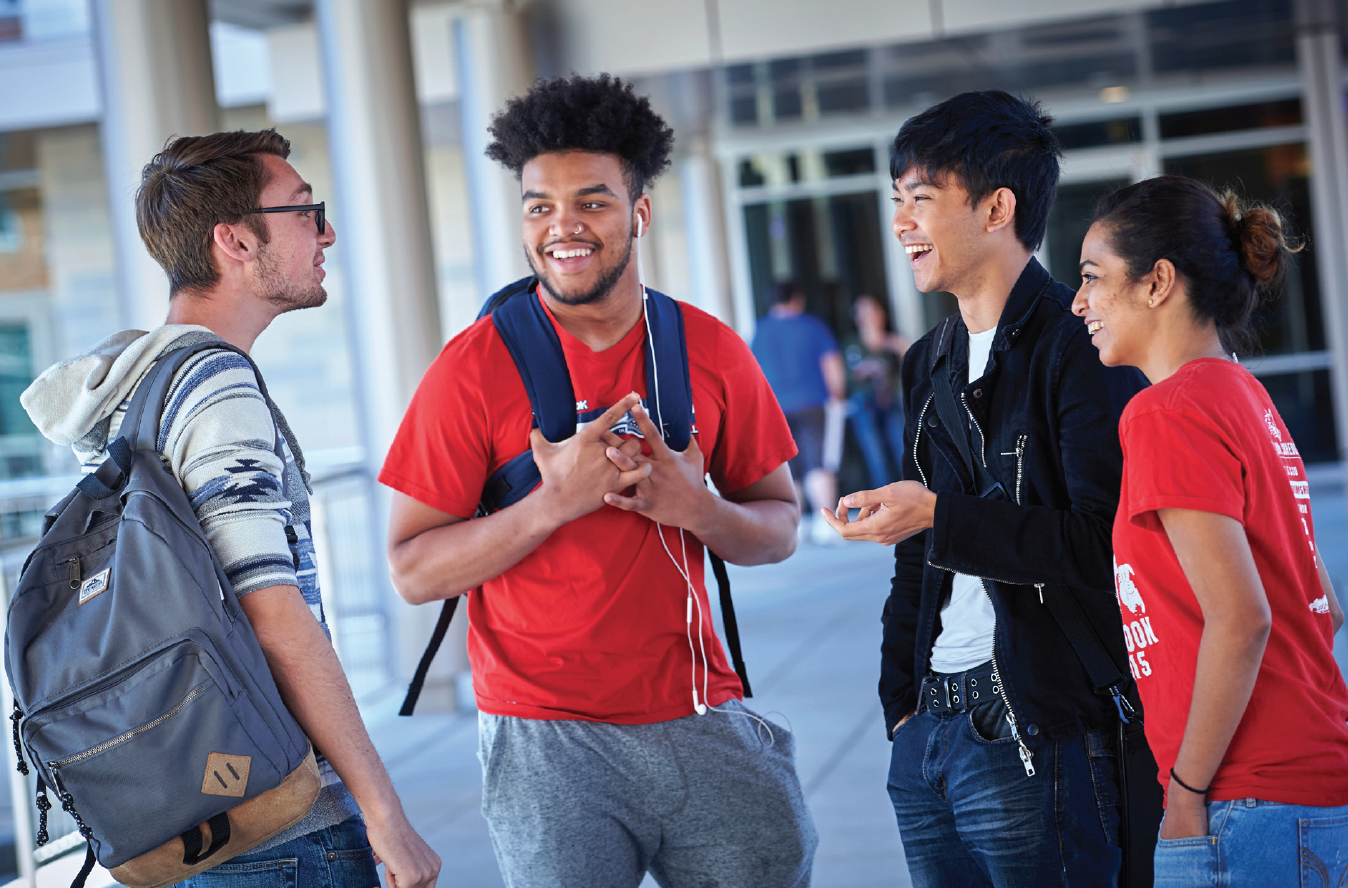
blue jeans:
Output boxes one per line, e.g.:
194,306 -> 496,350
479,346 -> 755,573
888,709 -> 1122,887
1155,797 -> 1348,887
847,394 -> 904,487
179,818 -> 378,888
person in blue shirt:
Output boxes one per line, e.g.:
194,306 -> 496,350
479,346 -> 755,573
751,281 -> 846,544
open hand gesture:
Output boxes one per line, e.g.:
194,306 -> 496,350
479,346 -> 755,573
818,481 -> 937,545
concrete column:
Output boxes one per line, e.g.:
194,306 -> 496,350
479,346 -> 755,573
680,140 -> 736,323
315,0 -> 450,704
453,5 -> 534,306
91,0 -> 218,332
1295,0 -> 1348,470
315,0 -> 441,462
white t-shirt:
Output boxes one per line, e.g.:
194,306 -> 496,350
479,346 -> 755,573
928,325 -> 998,674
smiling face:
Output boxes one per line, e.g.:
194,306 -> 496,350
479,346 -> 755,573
890,168 -> 990,296
520,151 -> 648,308
250,153 -> 335,312
1072,222 -> 1154,367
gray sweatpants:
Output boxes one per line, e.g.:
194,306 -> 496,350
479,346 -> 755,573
477,699 -> 818,888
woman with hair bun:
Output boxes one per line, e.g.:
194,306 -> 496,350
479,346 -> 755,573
1072,175 -> 1348,886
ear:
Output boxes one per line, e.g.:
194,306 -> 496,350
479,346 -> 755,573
985,187 -> 1017,236
633,194 -> 652,238
1147,258 -> 1179,306
212,220 -> 261,266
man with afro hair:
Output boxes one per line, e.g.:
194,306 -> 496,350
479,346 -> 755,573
380,74 -> 818,887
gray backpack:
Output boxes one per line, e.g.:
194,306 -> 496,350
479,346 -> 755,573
5,343 -> 320,888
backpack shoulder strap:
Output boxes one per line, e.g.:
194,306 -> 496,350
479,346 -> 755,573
120,341 -> 283,461
640,287 -> 693,452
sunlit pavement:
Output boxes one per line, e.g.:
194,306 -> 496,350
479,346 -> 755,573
362,485 -> 1348,888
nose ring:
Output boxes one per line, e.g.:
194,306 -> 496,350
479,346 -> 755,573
574,224 -> 583,234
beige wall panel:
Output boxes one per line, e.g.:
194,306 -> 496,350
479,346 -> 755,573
551,0 -> 713,77
716,0 -> 933,62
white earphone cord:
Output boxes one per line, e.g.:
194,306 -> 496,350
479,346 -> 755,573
635,216 -> 775,747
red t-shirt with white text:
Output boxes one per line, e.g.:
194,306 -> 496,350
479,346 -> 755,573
380,292 -> 796,723
1113,358 -> 1348,805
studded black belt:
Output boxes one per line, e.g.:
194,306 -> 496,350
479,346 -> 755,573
920,661 -> 998,714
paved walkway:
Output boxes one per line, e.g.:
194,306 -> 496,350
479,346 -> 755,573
362,538 -> 908,888
364,482 -> 1348,888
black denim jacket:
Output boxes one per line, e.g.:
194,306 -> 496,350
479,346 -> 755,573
881,258 -> 1148,747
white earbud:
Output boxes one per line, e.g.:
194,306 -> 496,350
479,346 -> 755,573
636,216 -> 644,238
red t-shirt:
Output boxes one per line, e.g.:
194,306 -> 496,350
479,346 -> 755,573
1113,358 -> 1348,806
380,292 -> 796,723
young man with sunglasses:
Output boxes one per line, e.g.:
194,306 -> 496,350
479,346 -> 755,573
22,130 -> 439,888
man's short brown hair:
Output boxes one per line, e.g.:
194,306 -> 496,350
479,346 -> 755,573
136,129 -> 291,295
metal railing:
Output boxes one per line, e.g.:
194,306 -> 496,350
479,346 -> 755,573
0,460 -> 396,887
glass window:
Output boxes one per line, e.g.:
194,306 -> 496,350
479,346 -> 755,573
773,87 -> 803,121
1044,178 -> 1130,288
1147,0 -> 1295,75
1053,118 -> 1142,151
817,79 -> 870,115
1257,370 -> 1338,464
0,323 -> 43,480
1158,99 -> 1301,140
822,148 -> 876,178
1163,144 -> 1322,355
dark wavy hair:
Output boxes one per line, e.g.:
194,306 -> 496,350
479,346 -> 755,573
485,73 -> 674,200
1092,175 -> 1300,355
136,129 -> 291,296
890,90 -> 1062,252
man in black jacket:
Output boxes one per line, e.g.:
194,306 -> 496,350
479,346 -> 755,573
823,91 -> 1147,886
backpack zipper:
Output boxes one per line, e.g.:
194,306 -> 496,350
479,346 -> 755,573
49,682 -> 207,770
60,557 -> 80,590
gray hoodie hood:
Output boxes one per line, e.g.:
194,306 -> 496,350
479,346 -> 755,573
21,325 -> 223,452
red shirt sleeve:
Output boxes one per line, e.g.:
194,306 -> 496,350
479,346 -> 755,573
379,319 -> 504,518
1120,404 -> 1245,533
703,319 -> 797,494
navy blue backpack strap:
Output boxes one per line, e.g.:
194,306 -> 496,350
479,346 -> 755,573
639,287 -> 693,452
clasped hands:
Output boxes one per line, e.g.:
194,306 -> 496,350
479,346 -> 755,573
817,481 -> 939,545
529,392 -> 709,529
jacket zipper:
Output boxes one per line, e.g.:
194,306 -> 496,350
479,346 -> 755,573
49,683 -> 207,770
926,560 -> 1037,777
912,393 -> 934,489
998,434 -> 1028,504
984,609 -> 1037,777
960,393 -> 987,466
927,389 -> 1035,774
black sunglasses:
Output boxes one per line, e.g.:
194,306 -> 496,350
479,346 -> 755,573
249,201 -> 326,235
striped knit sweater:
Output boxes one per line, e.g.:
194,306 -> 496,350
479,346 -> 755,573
21,325 -> 360,851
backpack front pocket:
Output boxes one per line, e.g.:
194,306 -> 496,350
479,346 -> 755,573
24,639 -> 286,868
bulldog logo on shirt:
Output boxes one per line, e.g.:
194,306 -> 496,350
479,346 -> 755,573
1115,559 -> 1144,614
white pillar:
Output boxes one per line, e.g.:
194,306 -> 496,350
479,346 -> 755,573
680,141 -> 736,323
453,6 -> 534,306
315,0 -> 451,705
91,0 -> 218,332
315,0 -> 441,463
1296,0 -> 1348,470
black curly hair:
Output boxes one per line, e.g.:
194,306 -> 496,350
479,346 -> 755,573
486,73 -> 674,201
